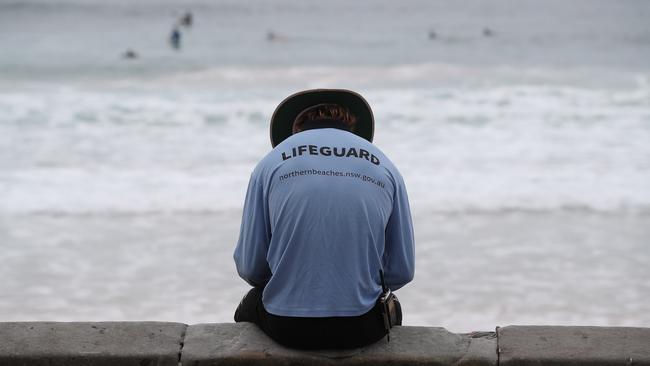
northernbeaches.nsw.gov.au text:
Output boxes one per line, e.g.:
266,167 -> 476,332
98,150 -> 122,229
278,168 -> 386,189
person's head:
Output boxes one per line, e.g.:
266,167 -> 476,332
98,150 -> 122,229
292,103 -> 357,134
269,89 -> 374,147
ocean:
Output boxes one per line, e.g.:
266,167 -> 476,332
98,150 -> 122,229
1,0 -> 649,332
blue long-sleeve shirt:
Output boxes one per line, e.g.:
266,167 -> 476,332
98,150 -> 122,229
234,128 -> 414,317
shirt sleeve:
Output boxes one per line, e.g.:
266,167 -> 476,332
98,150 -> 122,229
383,171 -> 415,291
233,173 -> 272,287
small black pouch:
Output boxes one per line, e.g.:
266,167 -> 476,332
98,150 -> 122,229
378,271 -> 402,341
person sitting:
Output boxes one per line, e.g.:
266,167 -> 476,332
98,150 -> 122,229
234,89 -> 415,349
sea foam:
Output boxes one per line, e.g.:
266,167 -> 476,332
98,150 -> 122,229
2,77 -> 648,214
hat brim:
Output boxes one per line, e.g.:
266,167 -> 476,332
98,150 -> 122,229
270,89 -> 374,147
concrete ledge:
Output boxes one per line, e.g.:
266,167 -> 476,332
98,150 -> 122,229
0,321 -> 186,366
1,322 -> 649,365
180,323 -> 497,365
498,325 -> 650,366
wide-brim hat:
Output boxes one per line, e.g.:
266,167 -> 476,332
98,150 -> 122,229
270,89 -> 374,147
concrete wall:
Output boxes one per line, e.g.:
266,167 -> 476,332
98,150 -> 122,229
0,322 -> 649,365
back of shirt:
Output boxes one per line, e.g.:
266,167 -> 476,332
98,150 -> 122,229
234,128 -> 414,317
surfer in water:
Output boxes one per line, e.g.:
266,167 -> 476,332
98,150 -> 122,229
233,89 -> 415,349
121,49 -> 138,60
169,28 -> 181,49
266,30 -> 287,42
180,11 -> 193,27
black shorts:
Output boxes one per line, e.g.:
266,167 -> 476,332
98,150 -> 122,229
234,287 -> 401,349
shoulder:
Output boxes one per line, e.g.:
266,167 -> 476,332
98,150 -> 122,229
251,151 -> 277,181
250,137 -> 296,181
